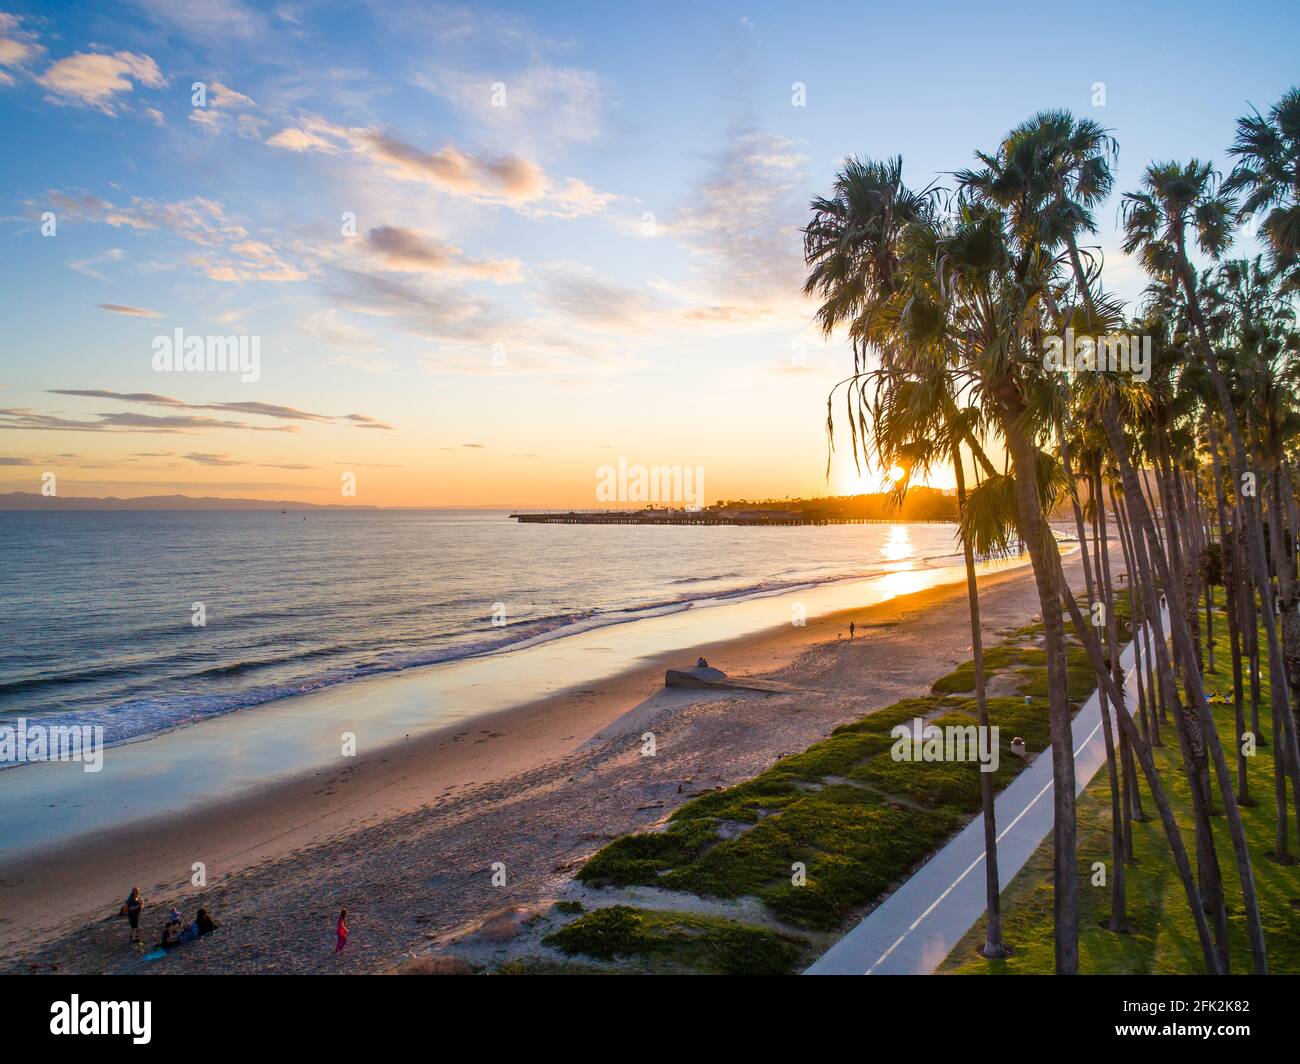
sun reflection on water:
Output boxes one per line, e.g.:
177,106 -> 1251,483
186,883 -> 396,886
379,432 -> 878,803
879,524 -> 914,562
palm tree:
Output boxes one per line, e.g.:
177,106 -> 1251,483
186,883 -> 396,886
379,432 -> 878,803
1225,87 -> 1300,294
962,113 -> 1250,972
804,159 -> 1008,958
1122,160 -> 1278,971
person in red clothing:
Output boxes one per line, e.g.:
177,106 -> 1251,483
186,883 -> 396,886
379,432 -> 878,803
335,908 -> 349,953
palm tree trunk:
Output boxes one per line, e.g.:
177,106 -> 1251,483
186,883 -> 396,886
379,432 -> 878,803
1268,458 -> 1300,705
999,411 -> 1078,974
1092,469 -> 1129,920
1177,250 -> 1300,854
1207,418 -> 1251,805
1054,563 -> 1221,973
1127,466 -> 1232,969
1101,393 -> 1268,973
1095,471 -> 1138,856
1112,484 -> 1157,820
1114,487 -> 1161,748
952,440 -> 1005,957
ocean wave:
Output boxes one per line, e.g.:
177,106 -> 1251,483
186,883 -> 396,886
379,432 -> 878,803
668,571 -> 742,585
0,561 -> 934,762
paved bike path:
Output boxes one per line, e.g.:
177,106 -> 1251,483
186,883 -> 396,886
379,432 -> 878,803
805,620 -> 1158,975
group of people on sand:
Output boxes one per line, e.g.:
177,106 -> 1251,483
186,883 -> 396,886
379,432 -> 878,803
121,887 -> 217,951
123,887 -> 352,957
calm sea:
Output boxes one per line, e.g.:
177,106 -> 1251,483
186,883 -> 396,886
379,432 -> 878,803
0,509 -> 965,754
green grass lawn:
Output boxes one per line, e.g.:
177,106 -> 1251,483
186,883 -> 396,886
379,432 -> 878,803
943,605 -> 1300,974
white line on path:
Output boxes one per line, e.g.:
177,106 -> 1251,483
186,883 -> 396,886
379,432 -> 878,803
805,614 -> 1162,976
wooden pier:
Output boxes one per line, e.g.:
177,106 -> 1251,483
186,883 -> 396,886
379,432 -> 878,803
508,510 -> 953,526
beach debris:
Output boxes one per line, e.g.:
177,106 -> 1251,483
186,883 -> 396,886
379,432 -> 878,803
665,659 -> 728,687
663,661 -> 796,693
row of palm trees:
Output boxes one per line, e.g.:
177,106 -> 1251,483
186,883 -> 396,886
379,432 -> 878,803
803,87 -> 1300,973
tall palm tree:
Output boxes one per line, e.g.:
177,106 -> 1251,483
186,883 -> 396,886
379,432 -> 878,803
964,113 -> 1252,971
1226,87 -> 1300,294
804,159 -> 1007,958
1119,161 -> 1272,971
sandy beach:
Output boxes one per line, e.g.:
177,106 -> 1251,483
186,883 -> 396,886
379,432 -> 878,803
1,554 -> 1081,974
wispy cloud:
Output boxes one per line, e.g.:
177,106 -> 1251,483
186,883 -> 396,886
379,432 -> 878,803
365,226 -> 522,282
418,64 -> 604,151
98,302 -> 161,318
71,248 -> 125,280
183,451 -> 245,466
0,12 -> 43,82
266,115 -> 614,217
0,408 -> 297,434
47,389 -> 395,430
43,190 -> 306,283
126,0 -> 269,42
189,81 -> 264,138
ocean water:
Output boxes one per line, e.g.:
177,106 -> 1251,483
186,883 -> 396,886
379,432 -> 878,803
0,509 -> 966,755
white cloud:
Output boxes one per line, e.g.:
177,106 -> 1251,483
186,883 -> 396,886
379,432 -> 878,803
37,50 -> 166,114
266,122 -> 339,154
266,114 -> 615,216
189,81 -> 262,136
0,11 -> 42,73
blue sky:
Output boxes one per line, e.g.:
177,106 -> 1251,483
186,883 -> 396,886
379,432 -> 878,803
1,0 -> 1296,505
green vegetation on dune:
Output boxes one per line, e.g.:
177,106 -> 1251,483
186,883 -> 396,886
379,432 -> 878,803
574,619 -> 1098,937
943,608 -> 1300,974
542,906 -> 804,975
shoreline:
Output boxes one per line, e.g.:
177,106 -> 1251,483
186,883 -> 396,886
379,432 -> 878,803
1,554 -> 1075,971
0,551 -> 1036,860
2,553 -> 957,758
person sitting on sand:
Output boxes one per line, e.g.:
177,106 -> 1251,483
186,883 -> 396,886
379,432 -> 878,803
160,919 -> 182,951
195,908 -> 217,937
335,908 -> 349,953
122,887 -> 143,944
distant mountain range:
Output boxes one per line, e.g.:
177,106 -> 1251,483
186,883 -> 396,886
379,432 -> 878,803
0,492 -> 380,511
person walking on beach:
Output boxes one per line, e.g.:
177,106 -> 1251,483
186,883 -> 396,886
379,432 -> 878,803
335,908 -> 349,953
849,621 -> 855,639
123,887 -> 143,944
